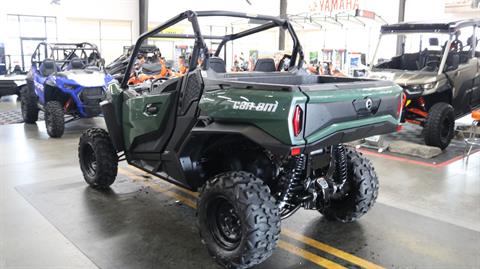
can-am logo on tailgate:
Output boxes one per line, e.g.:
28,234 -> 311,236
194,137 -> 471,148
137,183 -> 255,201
232,101 -> 278,112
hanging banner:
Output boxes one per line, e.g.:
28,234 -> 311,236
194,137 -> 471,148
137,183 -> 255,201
309,0 -> 360,14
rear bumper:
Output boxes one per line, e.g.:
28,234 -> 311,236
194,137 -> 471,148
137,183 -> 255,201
303,120 -> 398,154
192,120 -> 398,157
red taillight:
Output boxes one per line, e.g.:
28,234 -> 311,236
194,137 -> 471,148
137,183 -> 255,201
291,147 -> 301,156
292,105 -> 303,137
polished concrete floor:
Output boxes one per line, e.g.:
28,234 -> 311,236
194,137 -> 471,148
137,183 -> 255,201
0,96 -> 479,269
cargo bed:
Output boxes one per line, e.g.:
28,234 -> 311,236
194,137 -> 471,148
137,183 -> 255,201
206,73 -> 395,92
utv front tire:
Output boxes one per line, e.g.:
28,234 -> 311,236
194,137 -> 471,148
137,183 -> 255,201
198,171 -> 280,269
319,149 -> 379,222
20,85 -> 38,123
424,102 -> 455,150
45,101 -> 64,138
78,128 -> 118,189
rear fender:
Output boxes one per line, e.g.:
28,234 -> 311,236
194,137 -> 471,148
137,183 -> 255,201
188,122 -> 292,156
178,124 -> 289,190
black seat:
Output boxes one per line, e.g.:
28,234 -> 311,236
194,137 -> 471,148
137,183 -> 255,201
254,58 -> 276,72
13,65 -> 23,74
39,59 -> 57,77
142,63 -> 163,74
68,58 -> 85,70
400,53 -> 419,70
207,57 -> 226,73
445,53 -> 460,71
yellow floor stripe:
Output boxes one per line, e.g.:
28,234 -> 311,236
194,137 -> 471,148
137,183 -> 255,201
120,166 -> 384,269
277,240 -> 348,269
281,229 -> 385,269
118,167 -> 351,269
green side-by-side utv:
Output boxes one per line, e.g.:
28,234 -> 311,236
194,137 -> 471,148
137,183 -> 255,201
78,10 -> 403,269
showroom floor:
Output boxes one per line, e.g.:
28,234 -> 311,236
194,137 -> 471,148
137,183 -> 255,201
0,95 -> 479,269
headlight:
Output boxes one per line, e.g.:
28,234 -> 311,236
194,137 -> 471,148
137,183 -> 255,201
421,82 -> 436,90
405,83 -> 437,95
410,85 -> 421,91
64,83 -> 78,90
404,85 -> 423,95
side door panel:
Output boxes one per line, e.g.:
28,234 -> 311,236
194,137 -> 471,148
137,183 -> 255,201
450,58 -> 478,115
471,57 -> 480,107
33,72 -> 47,104
122,90 -> 177,152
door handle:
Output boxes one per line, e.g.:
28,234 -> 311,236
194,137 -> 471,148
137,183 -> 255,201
145,104 -> 158,115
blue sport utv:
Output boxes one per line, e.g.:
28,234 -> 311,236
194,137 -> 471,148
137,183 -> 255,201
21,42 -> 114,137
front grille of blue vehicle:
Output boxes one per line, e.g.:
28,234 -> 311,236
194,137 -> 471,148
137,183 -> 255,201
79,87 -> 106,117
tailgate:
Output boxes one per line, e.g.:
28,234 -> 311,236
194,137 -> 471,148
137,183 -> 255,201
300,80 -> 403,148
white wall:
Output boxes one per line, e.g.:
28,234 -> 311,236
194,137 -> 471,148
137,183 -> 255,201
0,0 -> 474,71
148,0 -> 280,21
286,0 -> 448,71
0,0 -> 139,65
147,0 -> 447,71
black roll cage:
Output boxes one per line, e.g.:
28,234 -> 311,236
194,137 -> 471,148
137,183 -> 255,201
380,19 -> 480,34
121,10 -> 305,89
31,42 -> 104,72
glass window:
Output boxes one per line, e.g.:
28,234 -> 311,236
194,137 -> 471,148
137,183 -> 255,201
6,15 -> 20,38
19,16 -> 46,38
5,15 -> 57,70
46,17 -> 57,41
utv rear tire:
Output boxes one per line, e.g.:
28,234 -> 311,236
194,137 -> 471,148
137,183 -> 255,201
78,128 -> 118,189
197,171 -> 280,269
45,101 -> 64,138
319,149 -> 379,222
20,85 -> 38,123
424,102 -> 455,150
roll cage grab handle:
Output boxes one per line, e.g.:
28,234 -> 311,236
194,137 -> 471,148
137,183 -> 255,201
120,10 -> 305,89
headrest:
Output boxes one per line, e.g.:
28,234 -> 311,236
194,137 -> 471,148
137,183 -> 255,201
208,57 -> 226,73
69,58 -> 85,69
41,59 -> 56,69
254,58 -> 276,72
467,36 -> 474,46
